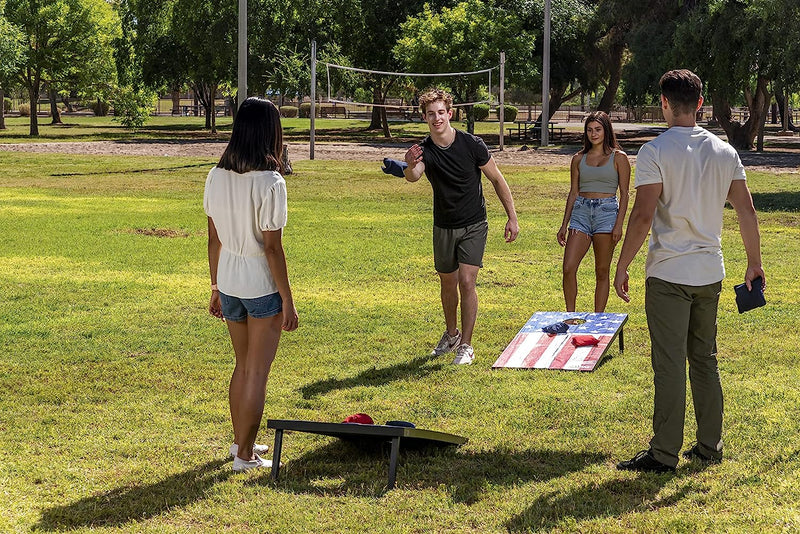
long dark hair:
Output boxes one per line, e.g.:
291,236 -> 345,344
218,97 -> 283,173
581,111 -> 620,155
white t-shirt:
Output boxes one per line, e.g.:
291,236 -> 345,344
634,126 -> 746,286
203,167 -> 287,298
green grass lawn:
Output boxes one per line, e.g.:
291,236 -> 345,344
1,152 -> 799,533
0,114 -> 514,145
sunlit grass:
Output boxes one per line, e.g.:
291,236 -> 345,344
1,153 -> 798,533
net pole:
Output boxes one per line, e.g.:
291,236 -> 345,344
500,51 -> 505,151
310,40 -> 316,160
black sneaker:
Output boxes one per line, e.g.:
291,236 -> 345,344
682,443 -> 721,464
616,449 -> 676,473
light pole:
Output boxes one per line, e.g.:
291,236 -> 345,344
541,0 -> 550,147
237,0 -> 246,109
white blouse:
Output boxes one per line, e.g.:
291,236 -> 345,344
204,167 -> 287,298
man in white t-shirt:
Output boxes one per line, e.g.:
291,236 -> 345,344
612,69 -> 765,473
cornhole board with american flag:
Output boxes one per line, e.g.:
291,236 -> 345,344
493,312 -> 628,371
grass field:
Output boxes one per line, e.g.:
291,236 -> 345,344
1,151 -> 799,533
0,115 -> 516,144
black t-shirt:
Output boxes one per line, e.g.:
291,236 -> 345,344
420,129 -> 491,229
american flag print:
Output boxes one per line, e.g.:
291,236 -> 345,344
492,312 -> 628,371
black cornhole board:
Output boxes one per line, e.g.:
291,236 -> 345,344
266,419 -> 468,490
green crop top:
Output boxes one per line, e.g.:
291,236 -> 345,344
579,151 -> 619,194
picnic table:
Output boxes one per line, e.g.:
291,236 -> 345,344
507,121 -> 565,142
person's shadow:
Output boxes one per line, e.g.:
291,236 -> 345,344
300,353 -> 445,399
506,471 -> 689,531
250,440 -> 608,501
35,459 -> 229,531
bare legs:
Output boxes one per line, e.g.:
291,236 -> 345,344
438,263 -> 480,345
562,230 -> 592,312
562,230 -> 617,312
226,314 -> 282,461
591,233 -> 616,312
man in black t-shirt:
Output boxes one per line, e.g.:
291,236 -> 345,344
404,88 -> 519,365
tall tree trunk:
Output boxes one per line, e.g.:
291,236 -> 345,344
597,40 -> 624,113
713,77 -> 770,151
368,83 -> 382,131
0,87 -> 6,130
194,82 -> 214,130
465,105 -> 475,135
211,84 -> 218,134
380,106 -> 390,138
62,92 -> 75,112
48,86 -> 62,124
775,90 -> 798,131
28,73 -> 40,136
171,89 -> 181,115
537,85 -> 581,124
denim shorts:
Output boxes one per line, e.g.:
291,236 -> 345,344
569,196 -> 619,236
219,291 -> 283,322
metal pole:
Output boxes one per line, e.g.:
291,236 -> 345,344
310,40 -> 316,160
541,0 -> 550,147
237,0 -> 247,109
499,52 -> 505,151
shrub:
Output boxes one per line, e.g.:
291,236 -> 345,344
112,87 -> 156,130
91,100 -> 110,116
473,103 -> 490,121
299,102 -> 312,118
18,103 -> 30,116
3,98 -> 10,113
280,106 -> 299,118
503,104 -> 518,122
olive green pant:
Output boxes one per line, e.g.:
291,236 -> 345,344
645,277 -> 724,467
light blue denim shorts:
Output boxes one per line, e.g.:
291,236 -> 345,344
568,196 -> 619,236
219,291 -> 282,322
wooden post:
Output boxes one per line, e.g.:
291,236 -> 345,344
499,52 -> 505,151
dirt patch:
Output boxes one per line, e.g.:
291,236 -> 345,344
2,137 -> 799,173
131,228 -> 190,238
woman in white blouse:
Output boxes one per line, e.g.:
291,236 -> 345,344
204,97 -> 299,472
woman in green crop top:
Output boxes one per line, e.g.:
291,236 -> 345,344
557,111 -> 631,312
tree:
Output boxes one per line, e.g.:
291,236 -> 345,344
672,0 -> 800,150
171,0 -> 236,133
5,0 -> 119,136
330,0 -> 448,137
0,5 -> 25,130
395,0 -> 521,134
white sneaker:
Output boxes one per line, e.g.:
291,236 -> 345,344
229,443 -> 269,459
431,329 -> 462,356
232,453 -> 272,472
452,343 -> 474,365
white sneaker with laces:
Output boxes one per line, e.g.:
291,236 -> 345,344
452,343 -> 475,365
431,329 -> 461,356
229,443 -> 269,459
232,453 -> 272,472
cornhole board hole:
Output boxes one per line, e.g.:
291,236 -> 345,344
266,419 -> 467,489
493,312 -> 628,371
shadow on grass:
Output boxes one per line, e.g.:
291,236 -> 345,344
50,162 -> 210,177
300,353 -> 445,399
751,191 -> 800,212
506,472 -> 688,532
257,441 -> 607,502
35,459 -> 230,531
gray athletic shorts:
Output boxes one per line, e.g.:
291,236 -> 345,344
433,220 -> 488,273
